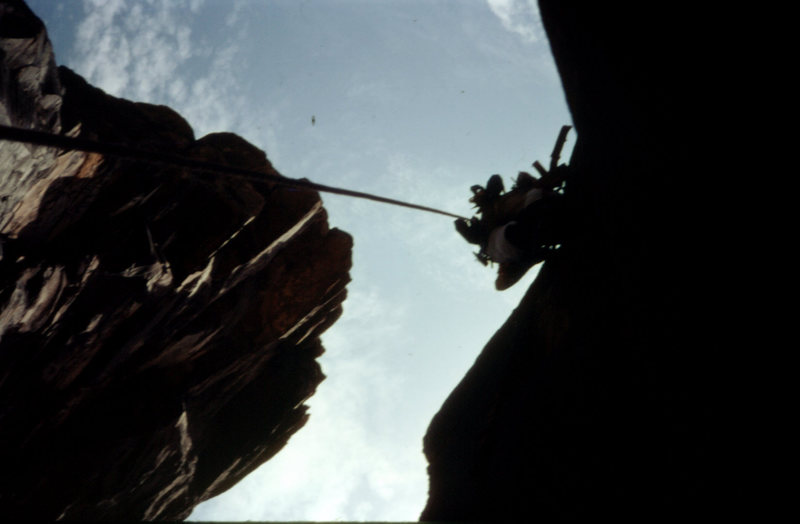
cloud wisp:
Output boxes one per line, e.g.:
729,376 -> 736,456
70,0 -> 252,139
485,0 -> 544,43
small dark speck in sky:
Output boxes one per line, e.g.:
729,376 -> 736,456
311,115 -> 316,126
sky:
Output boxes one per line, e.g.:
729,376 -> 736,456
25,0 -> 573,520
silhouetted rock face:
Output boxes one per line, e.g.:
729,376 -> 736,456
0,1 -> 351,520
422,2 -> 741,521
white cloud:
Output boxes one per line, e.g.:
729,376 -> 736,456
188,0 -> 204,14
486,0 -> 543,43
224,0 -> 247,28
74,1 -> 193,101
69,0 -> 260,140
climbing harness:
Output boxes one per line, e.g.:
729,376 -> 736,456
0,124 -> 469,221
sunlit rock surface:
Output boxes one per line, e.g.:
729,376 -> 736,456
0,1 -> 351,520
422,2 -> 743,520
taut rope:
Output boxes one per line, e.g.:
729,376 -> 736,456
0,124 -> 468,220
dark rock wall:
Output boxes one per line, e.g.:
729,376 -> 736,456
0,1 -> 352,520
422,2 -> 745,520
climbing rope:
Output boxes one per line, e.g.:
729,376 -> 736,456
0,123 -> 469,220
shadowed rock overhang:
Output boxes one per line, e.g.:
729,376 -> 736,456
0,0 -> 352,520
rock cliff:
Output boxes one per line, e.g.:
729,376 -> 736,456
422,2 -> 746,520
0,1 -> 351,520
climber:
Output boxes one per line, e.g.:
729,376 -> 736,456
456,126 -> 572,290
456,172 -> 564,289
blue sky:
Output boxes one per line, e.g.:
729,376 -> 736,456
26,0 -> 572,520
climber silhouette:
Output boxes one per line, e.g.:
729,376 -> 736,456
456,126 -> 571,290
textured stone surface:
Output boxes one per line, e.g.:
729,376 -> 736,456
0,1 -> 351,520
0,0 -> 62,228
422,2 -> 744,520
